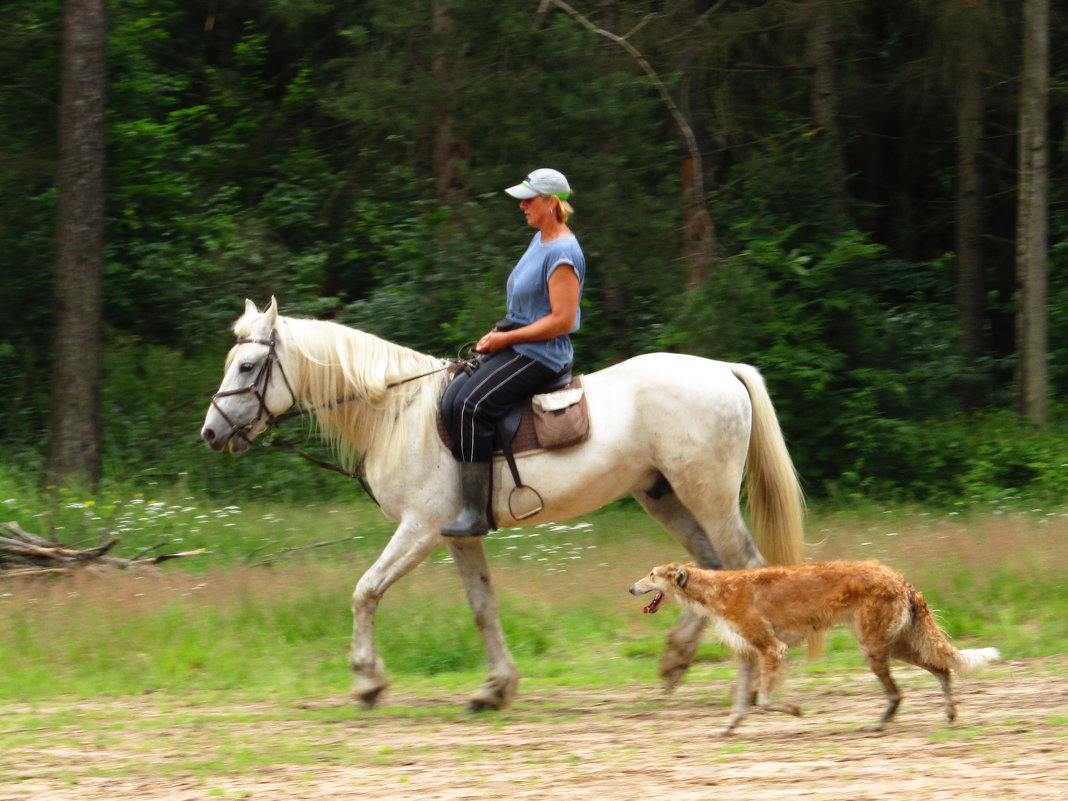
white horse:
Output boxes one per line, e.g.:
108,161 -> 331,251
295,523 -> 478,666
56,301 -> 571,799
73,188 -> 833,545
201,298 -> 806,711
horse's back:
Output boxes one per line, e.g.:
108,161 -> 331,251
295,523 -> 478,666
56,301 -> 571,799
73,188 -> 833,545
573,352 -> 752,469
588,351 -> 748,385
583,352 -> 752,418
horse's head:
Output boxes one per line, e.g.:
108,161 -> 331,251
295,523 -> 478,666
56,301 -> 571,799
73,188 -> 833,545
201,297 -> 297,453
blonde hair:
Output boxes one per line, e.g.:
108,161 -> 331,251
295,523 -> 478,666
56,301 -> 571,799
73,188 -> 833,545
546,195 -> 574,223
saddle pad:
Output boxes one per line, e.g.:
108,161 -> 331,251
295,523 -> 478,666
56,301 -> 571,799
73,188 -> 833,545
438,377 -> 589,456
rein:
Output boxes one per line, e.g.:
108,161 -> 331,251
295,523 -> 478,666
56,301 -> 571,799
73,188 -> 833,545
209,329 -> 457,504
269,362 -> 455,427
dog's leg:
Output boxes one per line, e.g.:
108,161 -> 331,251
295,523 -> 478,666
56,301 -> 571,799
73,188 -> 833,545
858,646 -> 901,732
889,641 -> 958,723
755,640 -> 802,718
933,668 -> 956,723
720,653 -> 758,735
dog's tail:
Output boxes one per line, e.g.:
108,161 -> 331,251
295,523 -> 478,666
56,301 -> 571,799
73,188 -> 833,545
954,647 -> 1002,676
906,587 -> 1001,675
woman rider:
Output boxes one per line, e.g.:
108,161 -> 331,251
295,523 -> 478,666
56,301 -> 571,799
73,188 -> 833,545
442,168 -> 586,537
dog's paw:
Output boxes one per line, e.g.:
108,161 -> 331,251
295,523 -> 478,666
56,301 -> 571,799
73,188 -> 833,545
758,702 -> 802,718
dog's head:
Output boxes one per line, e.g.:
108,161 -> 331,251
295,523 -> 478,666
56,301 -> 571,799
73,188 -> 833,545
629,563 -> 690,614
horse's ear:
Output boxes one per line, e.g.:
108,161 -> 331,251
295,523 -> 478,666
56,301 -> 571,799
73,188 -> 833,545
248,297 -> 278,339
263,296 -> 278,328
244,298 -> 258,316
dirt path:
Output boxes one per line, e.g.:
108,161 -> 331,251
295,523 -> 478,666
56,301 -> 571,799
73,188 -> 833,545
2,658 -> 1066,801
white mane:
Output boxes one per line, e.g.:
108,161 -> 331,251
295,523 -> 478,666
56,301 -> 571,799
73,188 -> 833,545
236,312 -> 446,471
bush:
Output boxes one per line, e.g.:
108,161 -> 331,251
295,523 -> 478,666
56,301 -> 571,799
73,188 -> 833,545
832,405 -> 1068,503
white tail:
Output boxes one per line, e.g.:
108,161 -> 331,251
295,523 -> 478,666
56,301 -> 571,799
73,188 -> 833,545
728,363 -> 805,568
955,647 -> 1001,675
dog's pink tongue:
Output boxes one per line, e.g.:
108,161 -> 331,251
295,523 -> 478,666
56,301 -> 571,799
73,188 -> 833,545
643,592 -> 664,614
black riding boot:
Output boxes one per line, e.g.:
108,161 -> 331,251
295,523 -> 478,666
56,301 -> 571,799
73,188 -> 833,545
441,461 -> 491,537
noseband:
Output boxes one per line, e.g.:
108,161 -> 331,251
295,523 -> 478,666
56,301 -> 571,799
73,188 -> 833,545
209,330 -> 297,449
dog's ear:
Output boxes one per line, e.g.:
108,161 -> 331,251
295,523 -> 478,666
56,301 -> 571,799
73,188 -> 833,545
668,565 -> 689,588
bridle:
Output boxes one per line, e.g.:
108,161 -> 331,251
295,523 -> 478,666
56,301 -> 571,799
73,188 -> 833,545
208,328 -> 458,499
208,330 -> 297,451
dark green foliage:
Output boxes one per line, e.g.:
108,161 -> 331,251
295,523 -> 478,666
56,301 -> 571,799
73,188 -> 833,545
1,0 -> 1066,504
660,130 -> 1018,497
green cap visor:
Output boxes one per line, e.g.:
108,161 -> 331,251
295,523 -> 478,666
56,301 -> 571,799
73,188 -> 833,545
523,181 -> 570,199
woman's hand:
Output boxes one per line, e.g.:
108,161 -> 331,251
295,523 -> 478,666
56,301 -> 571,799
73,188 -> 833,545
476,330 -> 509,354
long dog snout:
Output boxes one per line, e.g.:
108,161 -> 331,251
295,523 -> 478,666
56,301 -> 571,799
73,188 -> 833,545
629,577 -> 656,596
629,572 -> 671,615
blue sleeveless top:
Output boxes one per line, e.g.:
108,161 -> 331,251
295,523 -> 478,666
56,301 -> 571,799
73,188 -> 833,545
505,232 -> 586,372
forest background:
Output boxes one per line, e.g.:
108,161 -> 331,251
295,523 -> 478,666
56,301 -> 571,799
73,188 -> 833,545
1,0 -> 1066,508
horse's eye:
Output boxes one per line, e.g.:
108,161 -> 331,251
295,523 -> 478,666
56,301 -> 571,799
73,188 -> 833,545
239,362 -> 255,373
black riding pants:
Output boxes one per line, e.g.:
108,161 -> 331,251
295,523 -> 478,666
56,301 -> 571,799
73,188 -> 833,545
447,349 -> 558,463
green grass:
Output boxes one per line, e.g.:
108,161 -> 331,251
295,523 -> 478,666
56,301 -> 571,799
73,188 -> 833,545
2,484 -> 1067,704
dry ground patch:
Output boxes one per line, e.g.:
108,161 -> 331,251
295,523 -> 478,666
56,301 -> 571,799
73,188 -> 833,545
1,657 -> 1065,801
2,507 -> 1066,799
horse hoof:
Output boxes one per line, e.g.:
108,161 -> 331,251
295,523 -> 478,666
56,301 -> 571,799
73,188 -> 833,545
355,687 -> 386,709
660,667 -> 686,692
464,699 -> 501,714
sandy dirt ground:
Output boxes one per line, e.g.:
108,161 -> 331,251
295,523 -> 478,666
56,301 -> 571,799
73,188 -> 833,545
2,657 -> 1066,801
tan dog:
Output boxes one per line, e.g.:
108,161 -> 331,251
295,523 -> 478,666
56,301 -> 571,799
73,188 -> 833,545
630,561 -> 1000,734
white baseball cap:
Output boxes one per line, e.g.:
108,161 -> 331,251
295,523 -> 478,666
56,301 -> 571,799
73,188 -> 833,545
504,168 -> 572,199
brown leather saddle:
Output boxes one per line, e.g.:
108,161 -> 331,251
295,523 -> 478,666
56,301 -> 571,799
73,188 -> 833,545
437,364 -> 590,521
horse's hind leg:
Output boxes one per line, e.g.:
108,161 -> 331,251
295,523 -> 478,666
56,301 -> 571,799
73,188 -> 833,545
636,487 -> 757,691
635,490 -> 718,690
658,479 -> 764,570
446,537 -> 519,712
636,486 -> 724,570
350,521 -> 440,708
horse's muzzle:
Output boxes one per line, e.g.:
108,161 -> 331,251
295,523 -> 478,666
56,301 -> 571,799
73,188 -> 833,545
201,425 -> 252,453
201,425 -> 227,451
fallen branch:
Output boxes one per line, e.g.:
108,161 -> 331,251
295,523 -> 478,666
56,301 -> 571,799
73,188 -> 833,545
0,521 -> 205,578
245,536 -> 359,567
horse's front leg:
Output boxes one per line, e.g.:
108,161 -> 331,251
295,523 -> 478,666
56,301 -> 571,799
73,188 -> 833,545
446,537 -> 519,712
350,519 -> 439,708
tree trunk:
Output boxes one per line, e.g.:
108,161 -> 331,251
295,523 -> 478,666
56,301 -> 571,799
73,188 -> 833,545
804,0 -> 847,219
431,1 -> 469,206
1015,0 -> 1049,424
673,3 -> 718,291
45,0 -> 107,485
955,5 -> 986,409
854,4 -> 892,242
